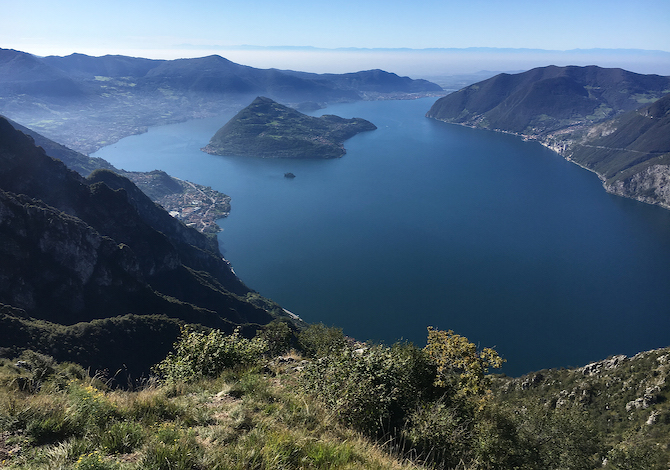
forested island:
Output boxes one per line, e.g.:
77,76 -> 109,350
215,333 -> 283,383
202,96 -> 377,159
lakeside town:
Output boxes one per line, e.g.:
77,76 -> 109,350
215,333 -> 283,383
123,171 -> 231,235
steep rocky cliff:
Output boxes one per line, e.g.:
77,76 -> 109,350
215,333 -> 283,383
0,117 -> 286,376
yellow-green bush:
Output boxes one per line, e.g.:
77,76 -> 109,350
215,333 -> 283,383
153,326 -> 268,383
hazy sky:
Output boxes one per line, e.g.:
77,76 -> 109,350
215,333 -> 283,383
2,0 -> 670,75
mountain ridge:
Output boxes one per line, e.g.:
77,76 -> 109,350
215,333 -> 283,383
0,48 -> 442,154
0,117 -> 290,377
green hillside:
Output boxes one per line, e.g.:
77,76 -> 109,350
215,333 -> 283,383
557,93 -> 670,207
0,325 -> 667,469
426,65 -> 670,136
203,96 -> 377,159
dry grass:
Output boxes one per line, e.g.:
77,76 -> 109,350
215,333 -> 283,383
0,357 -> 425,470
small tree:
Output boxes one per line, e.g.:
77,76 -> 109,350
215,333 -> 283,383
258,320 -> 294,357
297,323 -> 347,358
153,327 -> 268,383
424,327 -> 504,399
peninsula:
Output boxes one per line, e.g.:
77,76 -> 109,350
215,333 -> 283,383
202,96 -> 377,158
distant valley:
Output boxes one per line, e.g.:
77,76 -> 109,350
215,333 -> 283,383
0,48 -> 442,154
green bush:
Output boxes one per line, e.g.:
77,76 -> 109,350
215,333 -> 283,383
402,399 -> 474,467
604,438 -> 659,470
297,323 -> 347,358
153,327 -> 268,383
424,327 -> 504,398
258,320 -> 295,357
514,402 -> 603,470
300,342 -> 437,436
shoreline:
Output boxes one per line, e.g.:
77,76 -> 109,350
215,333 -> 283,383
427,117 -> 670,212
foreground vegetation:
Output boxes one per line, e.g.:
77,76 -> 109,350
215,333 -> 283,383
1,323 -> 668,469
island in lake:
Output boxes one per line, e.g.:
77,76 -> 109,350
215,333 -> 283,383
202,96 -> 377,159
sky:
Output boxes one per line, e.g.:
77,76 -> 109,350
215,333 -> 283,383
2,0 -> 670,76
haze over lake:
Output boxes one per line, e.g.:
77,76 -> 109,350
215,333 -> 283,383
93,97 -> 670,376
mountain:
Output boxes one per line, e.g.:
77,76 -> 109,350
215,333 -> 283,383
426,65 -> 670,209
426,65 -> 670,135
280,68 -> 443,94
3,115 -> 117,175
203,96 -> 377,159
0,49 -> 442,154
0,49 -> 88,100
140,55 -> 361,102
41,52 -> 162,79
563,93 -> 670,207
0,117 -> 288,377
4,114 -> 233,236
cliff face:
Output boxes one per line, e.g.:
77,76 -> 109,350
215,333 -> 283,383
0,189 -> 148,323
0,116 -> 283,374
604,165 -> 670,209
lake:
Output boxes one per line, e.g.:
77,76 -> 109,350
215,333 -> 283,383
93,97 -> 670,376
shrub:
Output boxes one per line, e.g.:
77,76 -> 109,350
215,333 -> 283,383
297,323 -> 347,358
258,320 -> 295,357
153,327 -> 268,383
514,401 -> 603,470
604,439 -> 658,470
402,399 -> 474,467
424,327 -> 504,398
301,342 -> 437,436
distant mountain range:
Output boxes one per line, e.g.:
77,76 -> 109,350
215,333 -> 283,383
203,96 -> 377,159
0,48 -> 442,154
426,65 -> 670,209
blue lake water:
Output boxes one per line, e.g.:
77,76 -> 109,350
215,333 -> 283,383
93,97 -> 670,376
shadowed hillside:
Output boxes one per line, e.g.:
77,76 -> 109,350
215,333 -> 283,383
0,117 -> 290,377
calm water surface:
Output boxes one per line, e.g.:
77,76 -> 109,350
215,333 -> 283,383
94,98 -> 670,376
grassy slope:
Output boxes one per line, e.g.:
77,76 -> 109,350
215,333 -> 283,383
0,356 -> 420,470
564,93 -> 670,182
1,336 -> 668,469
